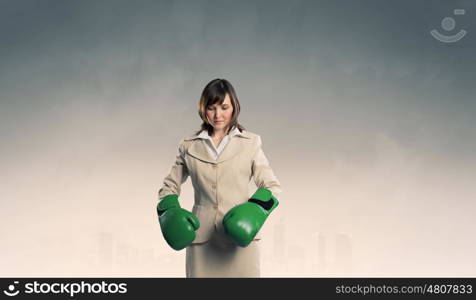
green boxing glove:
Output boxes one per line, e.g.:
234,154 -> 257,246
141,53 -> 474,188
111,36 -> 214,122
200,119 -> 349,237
222,188 -> 279,247
157,194 -> 200,251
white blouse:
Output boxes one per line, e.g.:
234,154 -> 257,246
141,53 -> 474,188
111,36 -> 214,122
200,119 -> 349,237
196,126 -> 243,160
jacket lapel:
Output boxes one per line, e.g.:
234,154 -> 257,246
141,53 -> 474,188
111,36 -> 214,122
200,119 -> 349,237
186,139 -> 216,163
216,134 -> 250,163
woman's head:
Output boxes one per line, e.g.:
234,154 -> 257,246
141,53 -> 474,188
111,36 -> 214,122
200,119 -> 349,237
197,78 -> 245,136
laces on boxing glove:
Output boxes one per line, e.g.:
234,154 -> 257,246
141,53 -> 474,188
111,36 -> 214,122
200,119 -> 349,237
248,198 -> 275,211
248,188 -> 279,213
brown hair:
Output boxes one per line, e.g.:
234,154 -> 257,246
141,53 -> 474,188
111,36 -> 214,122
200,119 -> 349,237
195,78 -> 245,136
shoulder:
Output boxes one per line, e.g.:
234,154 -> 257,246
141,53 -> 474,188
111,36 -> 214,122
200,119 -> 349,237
240,130 -> 261,143
237,130 -> 264,150
174,131 -> 200,152
240,130 -> 258,139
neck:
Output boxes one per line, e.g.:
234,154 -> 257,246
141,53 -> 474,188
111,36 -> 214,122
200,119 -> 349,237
212,127 -> 229,138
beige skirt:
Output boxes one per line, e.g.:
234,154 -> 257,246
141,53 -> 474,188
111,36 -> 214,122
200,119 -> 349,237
185,228 -> 260,278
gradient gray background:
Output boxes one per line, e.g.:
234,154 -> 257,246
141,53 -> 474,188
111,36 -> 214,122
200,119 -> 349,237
1,0 -> 475,277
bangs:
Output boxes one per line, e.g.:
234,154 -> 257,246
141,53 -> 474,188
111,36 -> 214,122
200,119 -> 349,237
204,86 -> 227,107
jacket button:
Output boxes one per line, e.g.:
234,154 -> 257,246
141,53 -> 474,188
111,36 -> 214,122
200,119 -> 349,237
212,165 -> 217,169
211,184 -> 216,189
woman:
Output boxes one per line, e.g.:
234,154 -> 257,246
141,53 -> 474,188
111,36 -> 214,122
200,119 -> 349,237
157,78 -> 282,277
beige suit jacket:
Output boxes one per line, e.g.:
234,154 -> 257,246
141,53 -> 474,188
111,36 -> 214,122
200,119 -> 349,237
158,130 -> 282,244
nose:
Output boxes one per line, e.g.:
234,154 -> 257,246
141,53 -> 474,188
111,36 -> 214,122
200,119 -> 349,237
215,109 -> 223,119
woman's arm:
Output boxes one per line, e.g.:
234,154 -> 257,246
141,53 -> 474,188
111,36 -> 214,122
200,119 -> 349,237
156,140 -> 200,251
158,139 -> 189,200
251,136 -> 282,199
222,135 -> 282,247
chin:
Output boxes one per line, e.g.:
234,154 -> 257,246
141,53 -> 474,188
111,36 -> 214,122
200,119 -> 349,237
214,123 -> 227,128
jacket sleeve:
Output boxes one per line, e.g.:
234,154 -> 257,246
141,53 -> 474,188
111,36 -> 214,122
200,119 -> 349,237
251,136 -> 282,200
158,139 -> 189,200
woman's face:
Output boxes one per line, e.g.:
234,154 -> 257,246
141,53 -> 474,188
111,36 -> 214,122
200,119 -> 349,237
206,93 -> 234,133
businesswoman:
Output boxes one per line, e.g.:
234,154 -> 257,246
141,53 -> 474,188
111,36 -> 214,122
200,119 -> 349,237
157,78 -> 282,277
